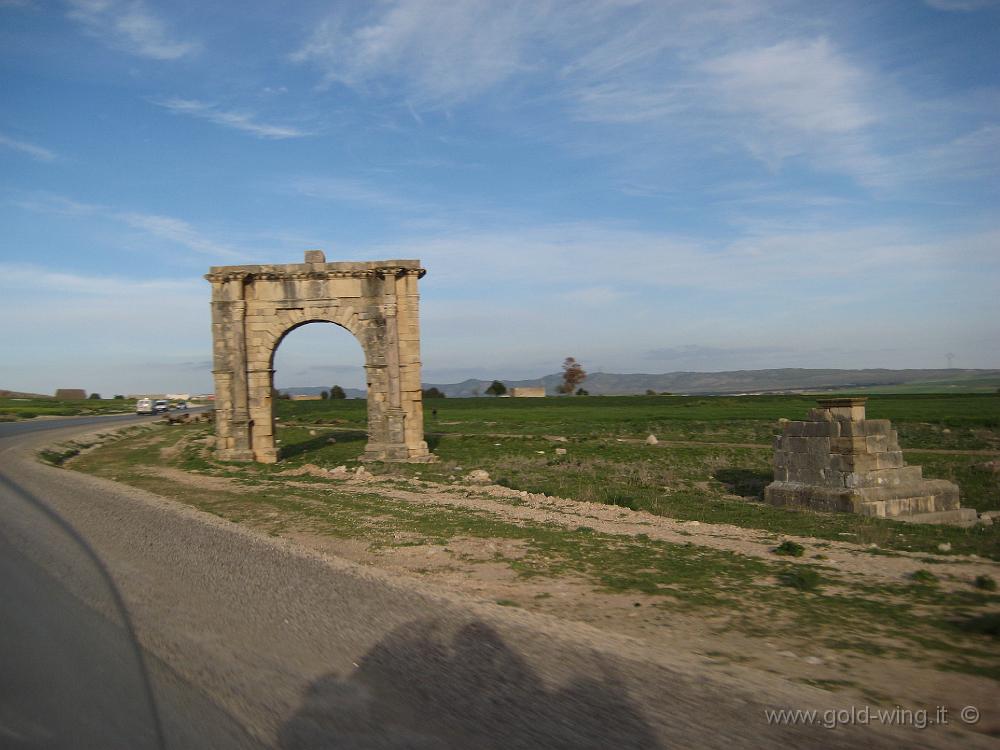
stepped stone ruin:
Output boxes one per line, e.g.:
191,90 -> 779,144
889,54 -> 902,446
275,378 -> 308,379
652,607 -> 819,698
765,398 -> 977,526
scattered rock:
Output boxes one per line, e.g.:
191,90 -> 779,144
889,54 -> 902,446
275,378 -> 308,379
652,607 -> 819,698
645,434 -> 658,445
804,656 -> 823,665
328,465 -> 349,478
277,464 -> 330,478
937,542 -> 952,553
536,450 -> 545,455
353,466 -> 374,481
326,437 -> 337,444
778,650 -> 797,659
466,469 -> 491,483
544,435 -> 568,442
555,448 -> 567,455
309,429 -> 317,436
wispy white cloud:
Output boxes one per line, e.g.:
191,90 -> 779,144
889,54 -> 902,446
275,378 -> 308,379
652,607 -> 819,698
66,0 -> 198,60
924,0 -> 999,10
0,262 -> 199,296
291,0 -> 545,106
290,2 -> 998,191
11,193 -> 98,215
13,191 -> 243,259
287,176 -> 423,211
370,220 -> 998,293
697,37 -> 890,181
701,38 -> 876,135
116,212 -> 242,258
152,98 -> 313,139
0,132 -> 56,161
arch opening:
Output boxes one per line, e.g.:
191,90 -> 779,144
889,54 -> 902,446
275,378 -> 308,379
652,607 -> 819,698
270,321 -> 368,460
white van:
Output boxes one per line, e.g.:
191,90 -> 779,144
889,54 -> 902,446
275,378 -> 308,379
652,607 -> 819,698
136,398 -> 155,415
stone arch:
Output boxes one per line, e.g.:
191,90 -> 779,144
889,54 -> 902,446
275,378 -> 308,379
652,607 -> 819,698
205,250 -> 433,463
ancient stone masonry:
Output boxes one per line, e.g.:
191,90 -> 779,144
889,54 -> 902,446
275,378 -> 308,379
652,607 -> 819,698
765,398 -> 977,525
205,250 -> 434,464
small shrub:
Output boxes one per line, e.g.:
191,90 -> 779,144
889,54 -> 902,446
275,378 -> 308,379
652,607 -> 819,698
974,575 -> 997,591
779,568 -> 822,591
910,569 -> 938,584
954,613 -> 1000,637
774,540 -> 805,557
607,493 -> 638,510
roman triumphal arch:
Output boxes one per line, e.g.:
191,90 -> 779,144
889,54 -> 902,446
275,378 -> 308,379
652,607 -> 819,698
205,250 -> 433,463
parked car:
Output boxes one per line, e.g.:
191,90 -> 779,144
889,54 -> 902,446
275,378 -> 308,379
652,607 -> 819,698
153,400 -> 169,414
136,398 -> 155,415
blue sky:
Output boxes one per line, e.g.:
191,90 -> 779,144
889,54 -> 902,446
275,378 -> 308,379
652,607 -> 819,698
1,0 -> 998,395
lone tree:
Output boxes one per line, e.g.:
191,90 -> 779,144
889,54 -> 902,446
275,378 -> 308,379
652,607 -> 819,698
320,390 -> 329,400
485,380 -> 507,397
422,387 -> 446,398
330,385 -> 346,399
88,393 -> 101,400
558,357 -> 586,395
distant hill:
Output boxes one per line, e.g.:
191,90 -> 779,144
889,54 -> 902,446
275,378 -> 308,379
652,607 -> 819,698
422,368 -> 1000,397
0,389 -> 53,399
277,369 -> 1000,399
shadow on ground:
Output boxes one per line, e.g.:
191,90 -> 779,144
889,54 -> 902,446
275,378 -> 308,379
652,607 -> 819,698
713,468 -> 772,499
279,431 -> 368,461
278,618 -> 660,749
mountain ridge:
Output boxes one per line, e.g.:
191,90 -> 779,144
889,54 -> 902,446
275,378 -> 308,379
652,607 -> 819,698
279,368 -> 1000,398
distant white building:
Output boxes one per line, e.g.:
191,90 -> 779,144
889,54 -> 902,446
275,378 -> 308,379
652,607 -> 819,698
510,387 -> 546,398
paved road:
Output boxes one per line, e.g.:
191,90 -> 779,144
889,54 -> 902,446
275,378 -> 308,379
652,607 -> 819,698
0,416 -> 977,749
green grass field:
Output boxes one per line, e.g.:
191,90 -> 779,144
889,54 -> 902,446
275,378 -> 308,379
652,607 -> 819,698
273,393 -> 1000,558
64,396 -> 1000,678
0,397 -> 137,421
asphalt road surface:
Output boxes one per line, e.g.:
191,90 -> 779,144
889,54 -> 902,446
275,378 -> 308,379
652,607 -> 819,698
0,416 -> 981,749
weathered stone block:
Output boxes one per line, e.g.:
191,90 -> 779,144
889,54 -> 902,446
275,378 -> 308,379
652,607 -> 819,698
865,434 -> 888,453
875,451 -> 905,470
830,453 -> 877,473
831,436 -> 868,454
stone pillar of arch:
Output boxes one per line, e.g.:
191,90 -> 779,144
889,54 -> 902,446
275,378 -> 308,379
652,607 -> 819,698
205,250 -> 434,464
